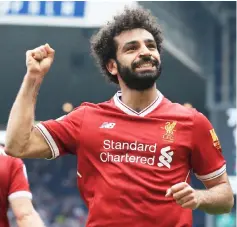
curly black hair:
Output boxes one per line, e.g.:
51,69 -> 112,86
90,6 -> 163,84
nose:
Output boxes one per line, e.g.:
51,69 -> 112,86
139,44 -> 151,57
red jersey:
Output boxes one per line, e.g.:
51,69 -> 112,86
0,147 -> 32,227
36,91 -> 226,227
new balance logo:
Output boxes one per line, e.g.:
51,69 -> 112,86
100,122 -> 116,129
157,146 -> 174,169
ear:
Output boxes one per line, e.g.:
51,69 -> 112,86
106,59 -> 118,75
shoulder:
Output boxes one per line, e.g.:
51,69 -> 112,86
161,98 -> 198,120
72,100 -> 114,114
163,99 -> 212,130
0,156 -> 23,171
80,100 -> 113,109
0,146 -> 23,167
0,148 -> 13,181
59,100 -> 113,123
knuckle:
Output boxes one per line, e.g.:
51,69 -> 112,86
33,47 -> 38,52
191,193 -> 195,199
173,193 -> 178,199
187,187 -> 193,193
40,47 -> 46,52
173,195 -> 178,200
181,203 -> 186,208
35,48 -> 41,53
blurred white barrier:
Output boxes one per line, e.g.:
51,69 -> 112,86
0,1 -> 138,27
0,130 -> 6,145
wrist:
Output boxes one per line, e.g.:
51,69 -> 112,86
24,72 -> 44,85
195,190 -> 205,209
21,73 -> 43,98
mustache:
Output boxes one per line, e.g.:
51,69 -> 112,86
132,56 -> 159,70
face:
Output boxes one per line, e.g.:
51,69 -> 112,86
109,29 -> 161,91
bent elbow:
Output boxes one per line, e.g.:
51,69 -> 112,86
4,146 -> 24,158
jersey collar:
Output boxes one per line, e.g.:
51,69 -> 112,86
113,90 -> 163,117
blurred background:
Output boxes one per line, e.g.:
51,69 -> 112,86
0,1 -> 236,227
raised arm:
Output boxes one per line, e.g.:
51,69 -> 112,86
5,44 -> 55,159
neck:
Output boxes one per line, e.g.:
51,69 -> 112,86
120,85 -> 158,113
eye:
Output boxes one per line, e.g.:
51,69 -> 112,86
147,44 -> 156,49
126,46 -> 137,52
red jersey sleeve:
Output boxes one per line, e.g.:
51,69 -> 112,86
8,158 -> 32,201
35,105 -> 86,159
191,111 -> 226,181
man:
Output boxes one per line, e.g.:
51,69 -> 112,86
5,6 -> 234,227
0,146 -> 46,227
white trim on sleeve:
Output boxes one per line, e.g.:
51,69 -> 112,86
8,191 -> 32,201
35,123 -> 60,159
195,164 -> 226,181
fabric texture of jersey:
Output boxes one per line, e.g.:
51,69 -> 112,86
36,90 -> 226,227
0,146 -> 32,227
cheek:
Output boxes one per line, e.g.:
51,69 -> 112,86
118,56 -> 134,68
154,52 -> 161,62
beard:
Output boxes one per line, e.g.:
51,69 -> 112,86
116,56 -> 162,91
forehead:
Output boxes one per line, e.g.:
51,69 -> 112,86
115,28 -> 155,47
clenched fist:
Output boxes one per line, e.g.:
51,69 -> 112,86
165,182 -> 201,210
26,43 -> 55,78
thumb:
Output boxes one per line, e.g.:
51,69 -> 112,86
165,188 -> 172,197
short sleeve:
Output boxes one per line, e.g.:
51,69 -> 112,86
191,111 -> 226,181
8,159 -> 32,201
35,105 -> 86,159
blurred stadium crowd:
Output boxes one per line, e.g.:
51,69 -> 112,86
6,157 -> 88,227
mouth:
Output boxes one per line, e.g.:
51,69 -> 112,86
135,62 -> 156,71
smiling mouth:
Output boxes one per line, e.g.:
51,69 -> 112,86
137,63 -> 153,68
135,62 -> 156,70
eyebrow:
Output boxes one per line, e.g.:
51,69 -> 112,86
122,39 -> 156,51
145,39 -> 156,45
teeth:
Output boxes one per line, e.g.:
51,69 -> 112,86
138,63 -> 152,68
